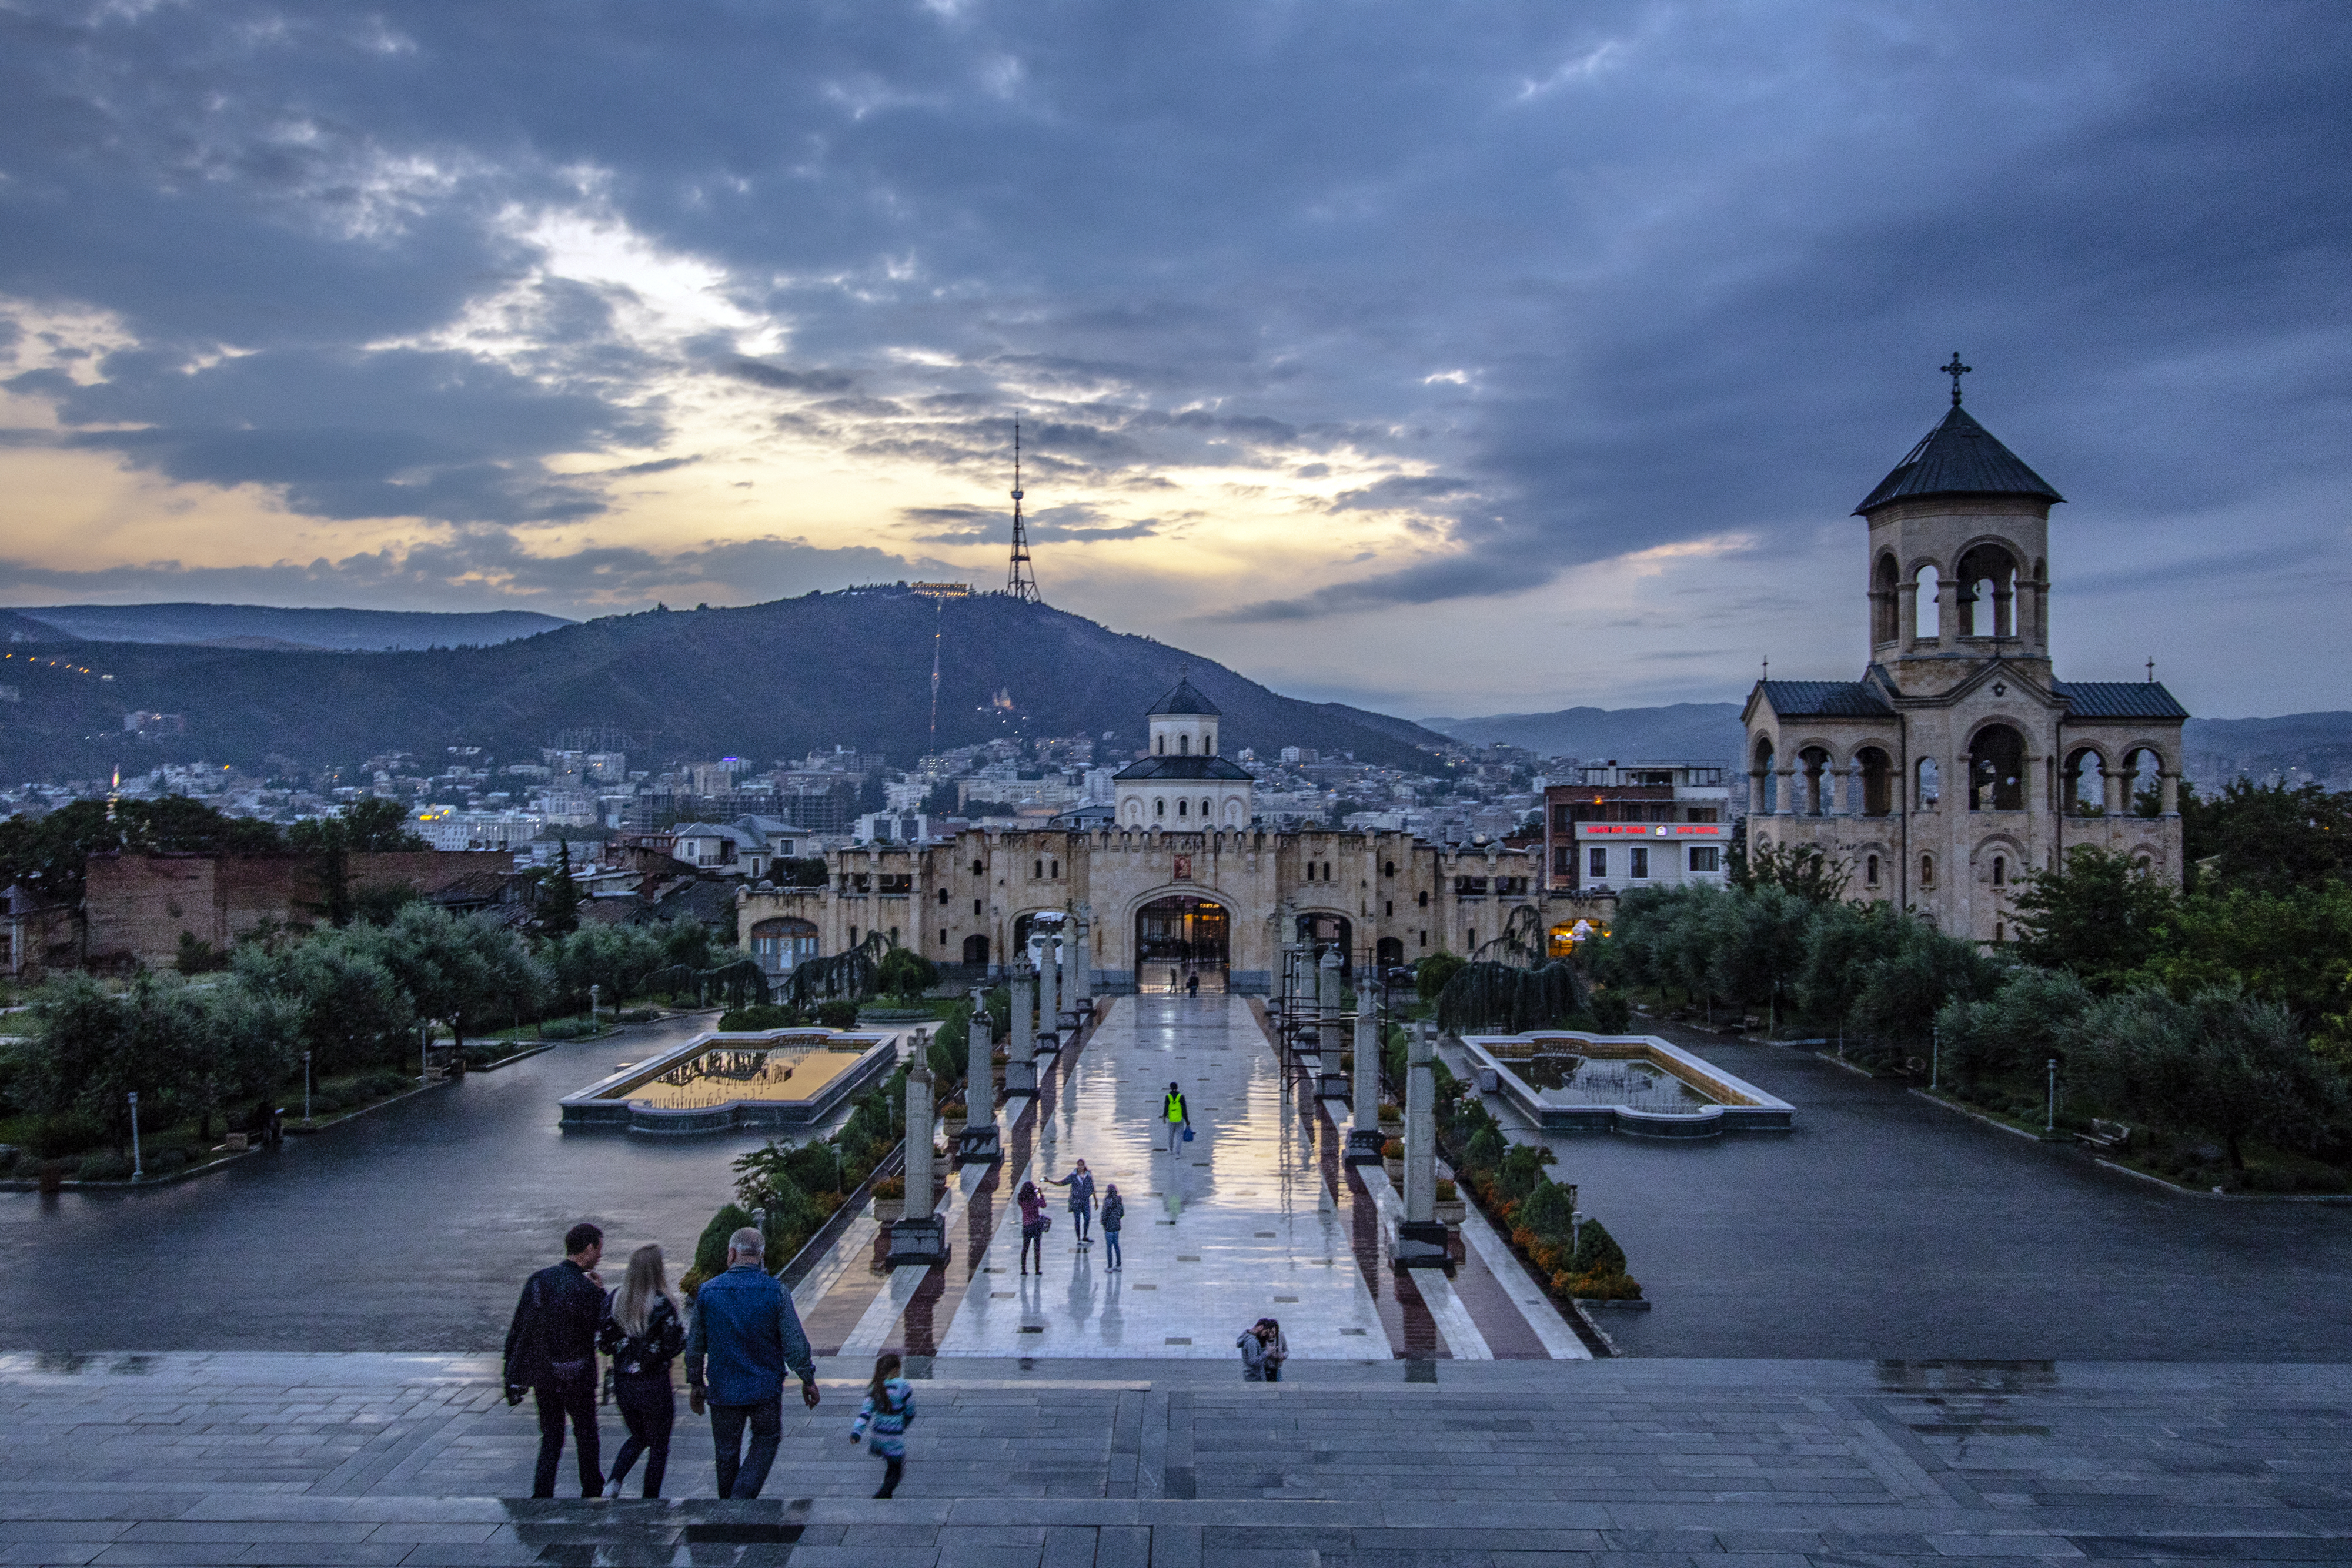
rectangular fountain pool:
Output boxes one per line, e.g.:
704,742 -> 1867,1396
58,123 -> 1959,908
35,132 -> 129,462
1459,1031 -> 1793,1137
559,1028 -> 898,1135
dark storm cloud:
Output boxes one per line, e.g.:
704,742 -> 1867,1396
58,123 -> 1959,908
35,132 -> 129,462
0,0 -> 2344,677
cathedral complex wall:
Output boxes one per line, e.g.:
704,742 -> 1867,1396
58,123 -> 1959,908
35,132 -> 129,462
736,825 -> 1539,993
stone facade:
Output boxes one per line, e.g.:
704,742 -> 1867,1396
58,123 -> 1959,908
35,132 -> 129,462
1740,394 -> 2187,942
81,850 -> 516,971
737,824 -> 1538,993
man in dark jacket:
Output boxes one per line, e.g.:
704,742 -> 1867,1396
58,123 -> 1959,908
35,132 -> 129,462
685,1226 -> 820,1498
503,1222 -> 606,1498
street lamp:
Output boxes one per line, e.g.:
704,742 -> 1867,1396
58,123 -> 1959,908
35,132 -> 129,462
303,1049 -> 313,1124
1930,1022 -> 1939,1093
127,1091 -> 143,1182
2046,1058 -> 2059,1134
590,984 -> 601,1032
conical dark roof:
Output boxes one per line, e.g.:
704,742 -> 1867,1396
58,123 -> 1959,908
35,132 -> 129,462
1855,404 -> 2063,515
1147,676 -> 1220,716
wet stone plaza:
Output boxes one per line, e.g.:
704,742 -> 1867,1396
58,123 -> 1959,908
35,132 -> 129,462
0,996 -> 2349,1565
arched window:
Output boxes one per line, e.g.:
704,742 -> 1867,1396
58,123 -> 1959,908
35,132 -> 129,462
1155,798 -> 1165,818
1753,737 -> 1778,813
2123,748 -> 2164,817
1865,853 -> 1880,887
749,917 -> 820,976
1916,756 -> 1940,808
1156,735 -> 1165,755
1050,858 -> 1059,878
1969,724 -> 2026,811
1799,747 -> 1832,815
1180,734 -> 1190,755
1177,798 -> 1188,817
1992,854 -> 2007,887
2066,748 -> 2106,816
1205,729 -> 1216,755
1955,543 -> 2019,638
1920,852 -> 1936,888
1915,563 -> 1941,640
971,859 -> 985,876
937,888 -> 948,905
1034,858 -> 1043,878
1857,747 -> 1893,817
1200,798 -> 1211,820
1872,552 -> 1901,644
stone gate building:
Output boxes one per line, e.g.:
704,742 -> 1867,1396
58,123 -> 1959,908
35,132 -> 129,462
737,680 -> 1541,993
1742,379 -> 2187,942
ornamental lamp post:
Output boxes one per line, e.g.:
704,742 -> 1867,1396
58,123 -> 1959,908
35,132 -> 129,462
303,1050 -> 313,1123
2046,1058 -> 2059,1134
127,1091 -> 143,1182
590,984 -> 601,1031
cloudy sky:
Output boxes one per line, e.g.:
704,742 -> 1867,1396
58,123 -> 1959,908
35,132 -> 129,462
1,1 -> 2344,720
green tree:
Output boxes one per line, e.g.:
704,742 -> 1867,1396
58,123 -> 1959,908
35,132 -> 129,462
2183,778 -> 2351,895
342,797 -> 429,851
2009,847 -> 2178,990
237,936 -> 416,1074
2133,884 -> 2352,1028
1731,841 -> 1852,903
1847,917 -> 2001,1049
1415,950 -> 1466,1002
1936,967 -> 2092,1091
536,841 -> 583,937
876,945 -> 938,998
2069,987 -> 2345,1169
1706,885 -> 1815,1029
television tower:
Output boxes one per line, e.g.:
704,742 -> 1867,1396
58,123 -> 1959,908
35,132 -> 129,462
1005,418 -> 1040,603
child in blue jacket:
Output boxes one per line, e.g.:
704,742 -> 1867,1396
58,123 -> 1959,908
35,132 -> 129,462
847,1352 -> 917,1497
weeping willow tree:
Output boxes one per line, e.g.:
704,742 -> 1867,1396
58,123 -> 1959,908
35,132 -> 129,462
1435,960 -> 1591,1036
787,931 -> 890,1009
1432,904 -> 1593,1034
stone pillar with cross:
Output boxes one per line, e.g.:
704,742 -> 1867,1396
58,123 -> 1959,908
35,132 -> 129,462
957,985 -> 1001,1163
1035,925 -> 1063,1059
1068,908 -> 1093,1020
886,1065 -> 950,1266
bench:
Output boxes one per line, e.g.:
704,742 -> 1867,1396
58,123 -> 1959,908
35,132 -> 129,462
2079,1118 -> 2132,1152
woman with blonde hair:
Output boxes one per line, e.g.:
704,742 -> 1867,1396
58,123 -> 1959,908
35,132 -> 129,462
596,1243 -> 686,1496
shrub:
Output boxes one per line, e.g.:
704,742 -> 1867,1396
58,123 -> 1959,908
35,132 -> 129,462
75,1151 -> 133,1182
1435,1178 -> 1457,1201
871,1175 -> 906,1199
1566,1270 -> 1644,1301
1495,1141 -> 1556,1201
1588,989 -> 1633,1034
1571,1216 -> 1628,1277
1517,1178 -> 1578,1245
1461,1126 -> 1506,1174
817,999 -> 860,1029
876,946 -> 937,998
355,1069 -> 411,1098
686,1203 -> 757,1295
619,1007 -> 659,1024
24,1111 -> 103,1160
538,1018 -> 590,1041
1416,951 -> 1466,1001
1379,1138 -> 1404,1160
1377,1100 -> 1401,1121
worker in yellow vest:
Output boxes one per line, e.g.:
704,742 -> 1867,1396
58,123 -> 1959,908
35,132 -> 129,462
1160,1082 -> 1190,1152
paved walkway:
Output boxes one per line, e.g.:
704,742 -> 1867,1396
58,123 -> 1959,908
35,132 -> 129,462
788,994 -> 1578,1365
0,1352 -> 2347,1564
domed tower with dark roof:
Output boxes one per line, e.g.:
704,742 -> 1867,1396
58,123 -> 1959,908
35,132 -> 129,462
1739,360 -> 2187,943
1112,674 -> 1255,830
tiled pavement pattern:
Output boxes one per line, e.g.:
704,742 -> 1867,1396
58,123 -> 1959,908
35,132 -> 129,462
798,994 -> 1573,1363
0,1352 -> 2348,1564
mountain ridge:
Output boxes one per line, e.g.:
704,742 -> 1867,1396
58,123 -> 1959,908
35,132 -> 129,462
12,603 -> 573,652
0,592 -> 1454,781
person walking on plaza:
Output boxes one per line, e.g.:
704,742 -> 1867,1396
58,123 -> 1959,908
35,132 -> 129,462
1185,971 -> 1200,997
1160,1081 -> 1191,1152
684,1226 -> 821,1499
1047,1159 -> 1097,1245
1099,1183 -> 1125,1271
597,1243 -> 686,1498
503,1222 -> 607,1499
1016,1180 -> 1050,1275
846,1352 -> 917,1499
1237,1317 -> 1289,1382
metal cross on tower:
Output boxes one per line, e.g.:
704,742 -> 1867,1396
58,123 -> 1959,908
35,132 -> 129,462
1942,352 -> 1972,406
1006,419 -> 1040,603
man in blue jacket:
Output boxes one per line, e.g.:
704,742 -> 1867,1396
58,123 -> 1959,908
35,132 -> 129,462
685,1226 -> 821,1499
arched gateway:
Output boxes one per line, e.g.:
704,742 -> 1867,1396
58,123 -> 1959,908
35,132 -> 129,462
1135,894 -> 1230,994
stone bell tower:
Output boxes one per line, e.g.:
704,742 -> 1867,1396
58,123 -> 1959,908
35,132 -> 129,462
1864,354 -> 2063,697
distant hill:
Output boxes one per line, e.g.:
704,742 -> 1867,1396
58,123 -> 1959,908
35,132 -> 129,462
2182,713 -> 2352,791
0,610 -> 76,645
1425,703 -> 1746,765
13,603 -> 572,652
0,591 -> 1454,781
1426,702 -> 2352,793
